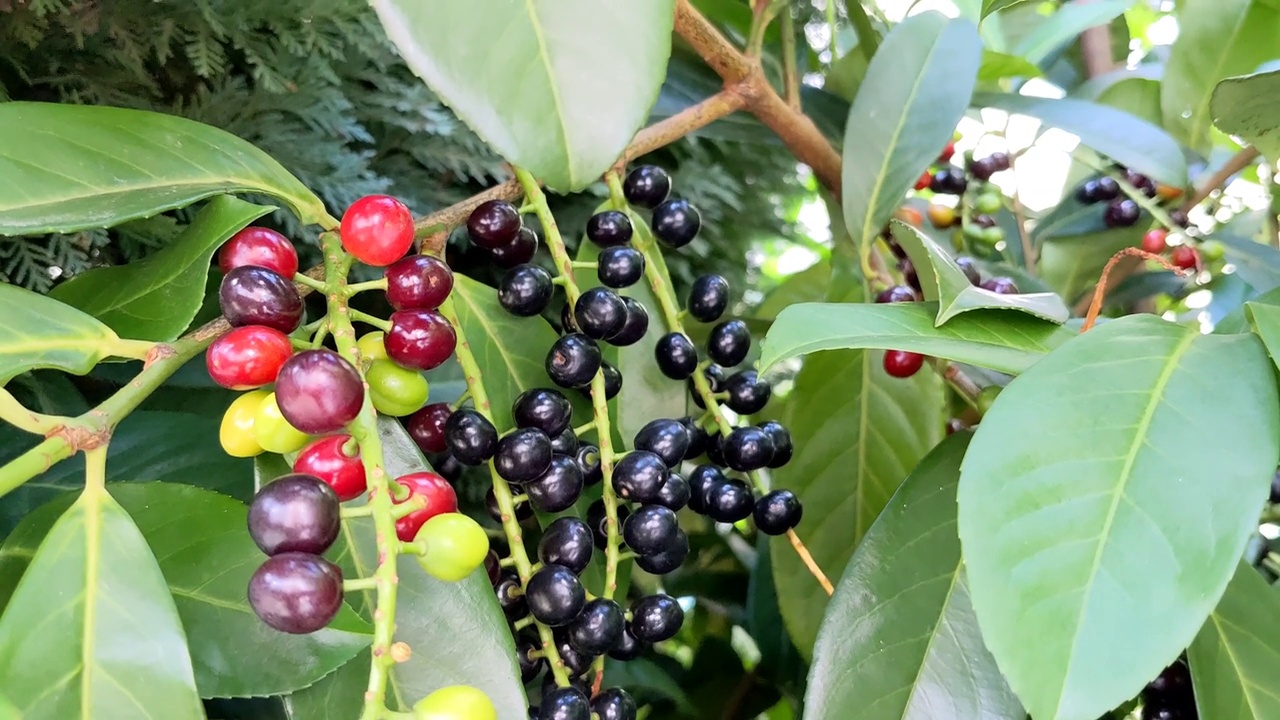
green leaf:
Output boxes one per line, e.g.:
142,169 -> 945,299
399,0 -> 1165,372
0,486 -> 204,719
759,302 -> 1074,375
975,93 -> 1187,186
1218,234 -> 1280,293
1037,229 -> 1142,303
368,0 -> 674,192
1162,0 -> 1280,154
0,690 -> 18,720
978,50 -> 1043,83
755,261 -> 832,321
771,291 -> 944,656
1012,0 -> 1131,65
982,0 -> 1033,18
804,432 -> 1023,720
842,13 -> 981,253
958,315 -> 1280,720
0,284 -> 128,383
1092,77 -> 1163,127
891,221 -> 1069,324
1211,69 -> 1280,162
49,196 -> 272,342
1188,563 -> 1280,719
0,103 -> 328,233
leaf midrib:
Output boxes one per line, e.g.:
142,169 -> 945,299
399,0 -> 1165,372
80,489 -> 104,718
898,563 -> 963,719
522,0 -> 576,187
1209,612 -> 1280,713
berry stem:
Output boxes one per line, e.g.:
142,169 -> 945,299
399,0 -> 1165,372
436,296 -> 573,688
293,272 -> 328,292
349,309 -> 392,332
0,387 -> 66,435
346,278 -> 390,295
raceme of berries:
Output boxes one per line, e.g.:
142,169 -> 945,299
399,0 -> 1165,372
340,194 -> 416,266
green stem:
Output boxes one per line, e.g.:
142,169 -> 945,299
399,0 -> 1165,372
84,445 -> 107,492
826,0 -> 839,57
847,0 -> 879,63
294,272 -> 328,292
350,309 -> 392,332
347,278 -> 389,295
0,387 -> 66,435
780,4 -> 801,108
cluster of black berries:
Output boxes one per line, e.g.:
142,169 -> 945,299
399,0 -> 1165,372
1075,167 -> 1189,230
1140,658 -> 1197,719
914,140 -> 1014,254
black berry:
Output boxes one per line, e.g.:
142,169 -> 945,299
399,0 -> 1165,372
538,517 -> 594,575
955,256 -> 982,286
687,274 -> 730,322
586,211 -> 633,248
754,490 -> 802,535
654,472 -> 690,512
513,388 -> 573,436
654,332 -> 697,379
759,420 -> 793,468
875,285 -> 917,303
220,266 -> 304,333
494,427 -> 553,483
622,504 -> 680,556
539,687 -> 590,720
609,297 -> 649,347
707,319 -> 750,367
525,564 -> 586,627
929,168 -> 967,195
549,427 -> 579,455
516,634 -> 545,683
980,277 -> 1019,295
574,287 -> 627,340
592,688 -> 638,720
608,628 -> 645,661
546,333 -> 602,388
599,362 -> 622,399
499,264 -> 553,317
633,418 -> 691,468
567,598 -> 624,656
724,370 -> 771,414
1095,176 -> 1120,201
634,529 -> 689,575
706,479 -> 754,523
577,445 -> 603,486
686,464 -> 725,515
680,417 -> 710,460
651,198 -> 701,248
526,454 -> 585,512
629,594 -> 684,643
247,474 -> 340,556
490,226 -> 538,268
623,166 -> 671,208
597,247 -> 645,288
495,571 -> 528,621
467,200 -> 522,250
588,499 -> 630,549
553,632 -> 594,676
612,450 -> 670,503
1103,199 -> 1141,228
444,409 -> 498,465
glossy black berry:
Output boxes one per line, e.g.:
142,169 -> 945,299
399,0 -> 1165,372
498,264 -> 553,317
654,332 -> 697,379
634,529 -> 689,575
586,210 -> 633,248
248,552 -> 343,634
875,285 -> 918,303
577,445 -> 603,486
754,490 -> 802,535
707,319 -> 750,367
724,370 -> 771,415
546,333 -> 602,389
723,426 -> 775,471
705,432 -> 726,466
688,274 -> 730,322
444,409 -> 498,465
574,287 -> 627,340
1169,208 -> 1190,228
634,418 -> 691,468
686,464 -> 725,515
517,634 -> 545,683
1103,198 -> 1141,228
629,594 -> 684,643
539,687 -> 590,720
513,388 -> 573,437
654,471 -> 690,511
1125,169 -> 1157,197
550,427 -> 579,455
248,474 -> 341,556
539,675 -> 591,705
690,364 -> 726,408
592,688 -> 638,720
609,628 -> 645,661
1145,659 -> 1191,697
681,417 -> 711,460
538,517 -> 594,575
759,420 -> 793,468
494,427 -> 553,483
651,198 -> 701,248
981,277 -> 1019,295
900,258 -> 921,293
526,564 -> 585,627
609,297 -> 649,347
495,571 -> 528,621
526,454 -> 585,512
490,226 -> 538,268
220,266 -> 304,333
597,247 -> 645,288
612,450 -> 670,503
567,598 -> 624,656
929,168 -> 967,195
553,631 -> 594,676
955,256 -> 982,286
622,504 -> 680,556
706,479 -> 754,523
588,499 -> 630,549
623,165 -> 671,208
599,362 -> 622,400
467,200 -> 522,250
434,453 -> 463,483
486,487 -> 533,524
1094,176 -> 1120,201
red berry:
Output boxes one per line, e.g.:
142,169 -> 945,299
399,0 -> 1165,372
406,403 -> 452,454
883,350 -> 925,378
385,255 -> 453,311
219,227 -> 299,279
294,435 -> 367,501
938,141 -> 956,163
275,350 -> 365,434
914,171 -> 932,191
394,472 -> 458,542
340,195 -> 415,267
1170,245 -> 1200,271
206,326 -> 293,390
1141,228 -> 1168,254
386,310 -> 457,371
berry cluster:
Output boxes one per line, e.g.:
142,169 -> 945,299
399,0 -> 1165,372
1075,168 -> 1204,272
1140,658 -> 1197,719
915,137 -> 1014,254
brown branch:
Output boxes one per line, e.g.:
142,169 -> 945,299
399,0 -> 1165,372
787,528 -> 834,595
1179,146 -> 1261,212
1077,0 -> 1116,79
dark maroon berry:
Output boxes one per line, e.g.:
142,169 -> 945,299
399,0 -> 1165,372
612,450 -> 669,503
567,598 -> 625,656
546,333 -> 602,388
494,427 -> 553,483
592,688 -> 638,720
499,264 -> 554,317
609,297 -> 649,347
688,274 -> 730,322
955,256 -> 982,286
969,156 -> 999,181
586,210 -> 633,248
623,504 -> 680,556
705,432 -> 726,466
248,552 -> 343,634
275,350 -> 364,434
444,408 -> 498,465
385,255 -> 452,311
220,266 -> 303,333
538,517 -> 594,575
759,420 -> 793,468
549,427 -> 579,456
597,247 -> 645,288
1125,169 -> 1157,197
539,687 -> 590,720
490,226 -> 538,268
495,571 -> 527,621
573,287 -> 627,340
900,258 -> 921,292
526,564 -> 585,627
654,471 -> 690,511
929,168 -> 967,195
467,200 -> 522,249
1104,199 -> 1141,228
609,628 -> 644,661
588,499 -> 630,549
1075,180 -> 1100,204
514,388 -> 573,437
875,285 -> 918,303
687,464 -> 725,515
754,490 -> 802,535
989,152 -> 1011,171
654,332 -> 697,379
1095,176 -> 1120,201
599,362 -> 622,399
1169,209 -> 1190,228
634,529 -> 689,575
980,277 -> 1019,295
487,487 -> 533,524
248,474 -> 341,556
629,594 -> 683,643
706,479 -> 754,523
651,198 -> 701,248
722,426 -> 775,472
386,309 -> 456,371
1146,659 -> 1191,696
526,454 -> 585,512
553,631 -> 594,676
517,635 -> 545,683
681,417 -> 710,460
623,165 -> 671,208
634,418 -> 691,468
724,370 -> 771,414
406,402 -> 451,454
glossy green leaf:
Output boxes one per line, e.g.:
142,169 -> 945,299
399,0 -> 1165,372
0,284 -> 129,383
842,13 -> 981,253
892,221 -> 1069,324
977,50 -> 1043,83
1246,302 -> 1280,370
1013,0 -> 1131,65
759,302 -> 1074,375
1163,0 -> 1280,154
49,196 -> 272,342
1188,563 -> 1280,719
982,0 -> 1033,17
958,315 -> 1280,720
1211,70 -> 1280,162
369,0 -> 674,192
1217,234 -> 1280,293
1037,229 -> 1142,303
755,261 -> 832,321
0,102 -> 328,233
1093,77 -> 1163,127
805,432 -> 1022,720
976,93 -> 1187,186
0,486 -> 204,719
